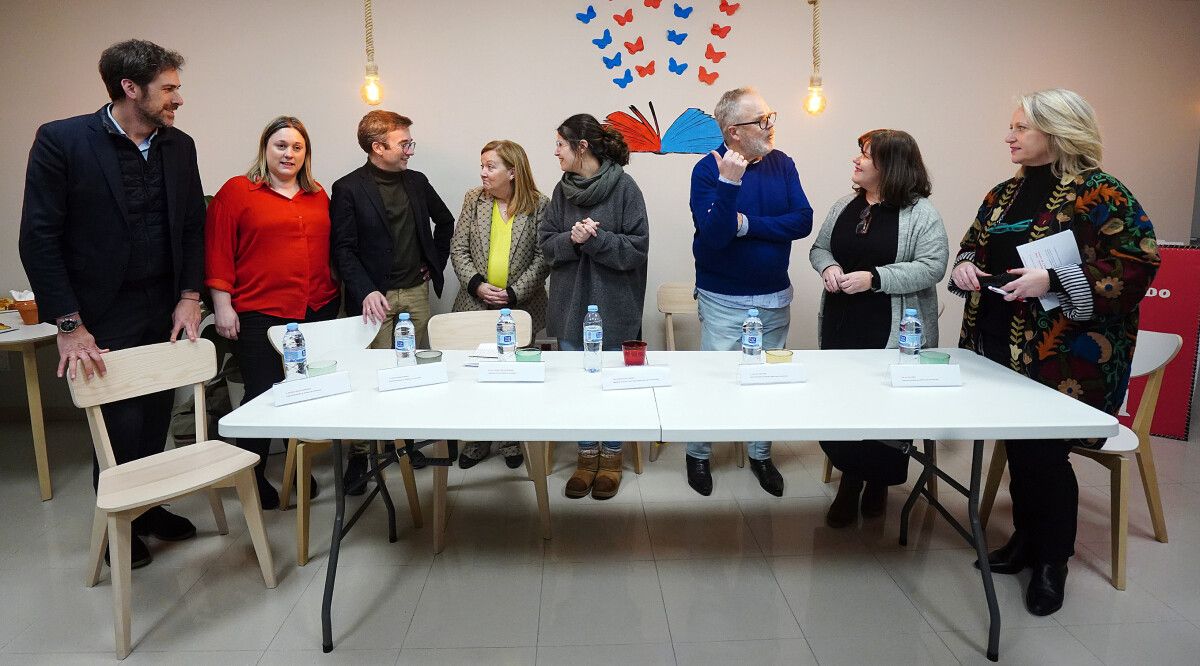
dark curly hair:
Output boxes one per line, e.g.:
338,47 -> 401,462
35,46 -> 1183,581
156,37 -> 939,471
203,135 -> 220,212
557,113 -> 630,166
98,39 -> 185,102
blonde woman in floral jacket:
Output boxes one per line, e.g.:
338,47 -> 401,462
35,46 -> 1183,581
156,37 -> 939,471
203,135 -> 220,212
450,139 -> 549,469
949,88 -> 1159,617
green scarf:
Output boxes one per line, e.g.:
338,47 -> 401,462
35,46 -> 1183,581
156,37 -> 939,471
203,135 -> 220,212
559,160 -> 624,208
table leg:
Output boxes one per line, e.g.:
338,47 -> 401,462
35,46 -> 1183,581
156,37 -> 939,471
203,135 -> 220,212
321,440 -> 346,653
967,439 -> 1001,662
526,441 -> 552,540
898,449 -> 931,547
433,440 -> 448,554
370,442 -> 397,543
21,344 -> 52,501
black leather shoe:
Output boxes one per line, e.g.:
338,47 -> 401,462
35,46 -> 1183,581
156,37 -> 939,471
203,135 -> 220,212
343,452 -> 369,496
749,458 -> 784,497
860,482 -> 888,518
686,454 -> 712,496
458,442 -> 490,470
504,453 -> 525,469
825,476 -> 863,528
134,506 -> 196,541
105,534 -> 153,570
257,474 -> 280,510
409,449 -> 428,470
1026,561 -> 1068,616
974,532 -> 1031,575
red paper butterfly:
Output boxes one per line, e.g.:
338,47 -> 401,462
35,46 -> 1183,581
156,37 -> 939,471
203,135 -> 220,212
698,66 -> 719,85
624,36 -> 645,54
719,0 -> 740,16
705,43 -> 727,63
614,9 -> 633,25
636,60 -> 656,77
644,0 -> 662,7
711,23 -> 731,39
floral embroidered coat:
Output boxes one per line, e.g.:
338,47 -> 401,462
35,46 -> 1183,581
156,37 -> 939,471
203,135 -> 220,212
950,170 -> 1160,437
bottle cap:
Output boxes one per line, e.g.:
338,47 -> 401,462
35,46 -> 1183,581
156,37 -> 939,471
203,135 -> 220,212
286,323 -> 299,331
904,308 -> 917,316
747,308 -> 759,317
399,312 -> 411,320
500,308 -> 512,315
587,305 -> 598,312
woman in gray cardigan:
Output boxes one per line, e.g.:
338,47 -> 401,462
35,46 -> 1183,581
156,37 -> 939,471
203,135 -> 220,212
808,129 -> 948,528
538,113 -> 649,501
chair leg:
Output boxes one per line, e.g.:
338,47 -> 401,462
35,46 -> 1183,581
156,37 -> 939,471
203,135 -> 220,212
980,441 -> 1007,529
279,437 -> 299,510
544,440 -> 553,477
107,512 -> 133,659
649,442 -> 662,462
297,443 -> 314,566
87,507 -> 108,587
631,442 -> 644,474
1134,436 -> 1169,543
433,440 -> 449,554
736,442 -> 746,468
207,488 -> 228,535
821,455 -> 833,483
233,469 -> 277,588
1111,456 -> 1130,590
398,453 -> 422,528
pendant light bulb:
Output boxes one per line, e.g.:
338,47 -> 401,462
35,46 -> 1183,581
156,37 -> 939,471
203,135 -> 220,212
361,63 -> 382,105
804,75 -> 826,116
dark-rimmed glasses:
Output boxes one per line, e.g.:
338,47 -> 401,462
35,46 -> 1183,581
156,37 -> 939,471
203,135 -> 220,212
856,204 -> 873,235
731,112 -> 777,131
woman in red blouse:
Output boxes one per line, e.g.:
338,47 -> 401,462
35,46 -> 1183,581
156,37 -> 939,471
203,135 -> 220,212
206,116 -> 339,508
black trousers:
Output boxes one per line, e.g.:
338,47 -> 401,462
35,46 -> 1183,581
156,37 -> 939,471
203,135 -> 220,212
1005,438 -> 1078,562
88,281 -> 176,489
820,440 -> 909,486
234,298 -> 340,476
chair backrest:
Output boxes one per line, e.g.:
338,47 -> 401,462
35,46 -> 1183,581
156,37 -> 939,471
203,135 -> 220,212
657,282 -> 696,352
428,310 -> 533,350
68,339 -> 217,470
1128,330 -> 1183,434
267,316 -> 381,359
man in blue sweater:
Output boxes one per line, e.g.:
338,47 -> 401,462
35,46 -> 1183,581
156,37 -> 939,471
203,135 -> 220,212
686,87 -> 813,497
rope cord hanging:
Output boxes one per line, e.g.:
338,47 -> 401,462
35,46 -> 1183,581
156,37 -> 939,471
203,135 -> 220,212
809,0 -> 821,74
364,0 -> 376,66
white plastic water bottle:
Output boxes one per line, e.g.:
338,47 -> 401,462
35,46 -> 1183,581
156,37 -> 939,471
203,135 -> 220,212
394,312 -> 417,366
496,308 -> 517,362
741,308 -> 764,364
583,304 -> 603,373
281,323 -> 307,380
898,307 -> 922,364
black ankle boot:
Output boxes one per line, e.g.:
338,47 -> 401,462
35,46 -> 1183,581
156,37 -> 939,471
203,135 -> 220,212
343,452 -> 369,496
748,458 -> 783,497
974,532 -> 1031,575
860,482 -> 888,518
1026,561 -> 1068,616
825,476 -> 863,528
686,454 -> 712,496
256,471 -> 279,510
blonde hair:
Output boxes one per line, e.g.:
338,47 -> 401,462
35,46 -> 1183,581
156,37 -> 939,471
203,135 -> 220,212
481,140 -> 541,217
1018,88 -> 1103,179
246,116 -> 319,193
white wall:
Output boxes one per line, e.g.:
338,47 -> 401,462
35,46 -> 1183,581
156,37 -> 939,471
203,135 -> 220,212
2,0 -> 1198,414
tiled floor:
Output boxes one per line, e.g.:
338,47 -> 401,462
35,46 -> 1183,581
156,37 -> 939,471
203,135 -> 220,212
3,422 -> 1200,664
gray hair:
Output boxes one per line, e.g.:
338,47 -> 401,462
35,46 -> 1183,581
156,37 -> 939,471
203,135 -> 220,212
714,86 -> 760,132
1018,88 -> 1103,178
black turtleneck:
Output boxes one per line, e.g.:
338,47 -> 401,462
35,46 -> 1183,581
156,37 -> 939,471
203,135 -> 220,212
367,161 -> 423,290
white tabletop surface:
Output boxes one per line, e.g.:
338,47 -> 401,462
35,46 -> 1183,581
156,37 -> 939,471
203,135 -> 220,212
0,311 -> 56,345
219,349 -> 662,442
652,349 -> 1119,442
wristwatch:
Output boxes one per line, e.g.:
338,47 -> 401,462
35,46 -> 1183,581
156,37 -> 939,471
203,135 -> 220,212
57,315 -> 81,334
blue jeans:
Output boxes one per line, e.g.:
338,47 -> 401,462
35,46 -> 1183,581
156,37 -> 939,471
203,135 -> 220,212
557,337 -> 622,452
687,292 -> 790,461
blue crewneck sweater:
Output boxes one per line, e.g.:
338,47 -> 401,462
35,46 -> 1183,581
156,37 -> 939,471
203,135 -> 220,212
690,146 -> 813,296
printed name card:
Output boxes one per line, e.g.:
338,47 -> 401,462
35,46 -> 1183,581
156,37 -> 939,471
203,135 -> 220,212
377,363 -> 449,392
889,364 -> 962,387
601,365 -> 671,390
477,361 -> 545,383
737,363 -> 807,385
272,371 -> 352,406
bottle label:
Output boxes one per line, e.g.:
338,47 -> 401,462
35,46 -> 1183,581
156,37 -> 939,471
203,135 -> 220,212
497,332 -> 515,346
283,349 -> 306,363
742,333 -> 761,349
395,337 -> 415,353
898,332 -> 921,348
584,327 -> 603,344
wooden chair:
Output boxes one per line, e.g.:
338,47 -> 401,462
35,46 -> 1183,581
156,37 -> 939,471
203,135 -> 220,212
649,282 -> 745,466
979,330 -> 1181,590
69,339 -> 276,659
267,316 -> 421,566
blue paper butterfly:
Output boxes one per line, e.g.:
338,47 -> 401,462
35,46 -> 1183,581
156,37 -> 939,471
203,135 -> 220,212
612,69 -> 634,89
592,28 -> 612,49
673,3 -> 693,19
602,52 -> 623,69
666,29 -> 687,45
668,57 -> 688,75
576,5 -> 597,24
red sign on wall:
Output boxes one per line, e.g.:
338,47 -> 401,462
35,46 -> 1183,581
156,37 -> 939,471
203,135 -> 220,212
1123,245 -> 1200,440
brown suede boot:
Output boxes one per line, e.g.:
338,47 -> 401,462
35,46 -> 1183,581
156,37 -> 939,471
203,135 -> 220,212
565,448 -> 600,498
592,447 -> 623,500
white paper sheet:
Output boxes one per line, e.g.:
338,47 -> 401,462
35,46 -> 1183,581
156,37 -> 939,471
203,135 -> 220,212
1016,230 -> 1081,310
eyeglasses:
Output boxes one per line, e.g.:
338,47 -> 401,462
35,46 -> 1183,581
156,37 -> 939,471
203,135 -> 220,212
398,140 -> 416,152
731,112 -> 777,131
856,204 -> 874,235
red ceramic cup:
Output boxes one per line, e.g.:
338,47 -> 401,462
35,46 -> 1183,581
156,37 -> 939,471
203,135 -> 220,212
621,340 -> 648,366
13,300 -> 38,325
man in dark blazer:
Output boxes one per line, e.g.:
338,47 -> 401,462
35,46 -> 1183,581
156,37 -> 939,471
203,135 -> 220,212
329,110 -> 454,490
19,39 -> 207,568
